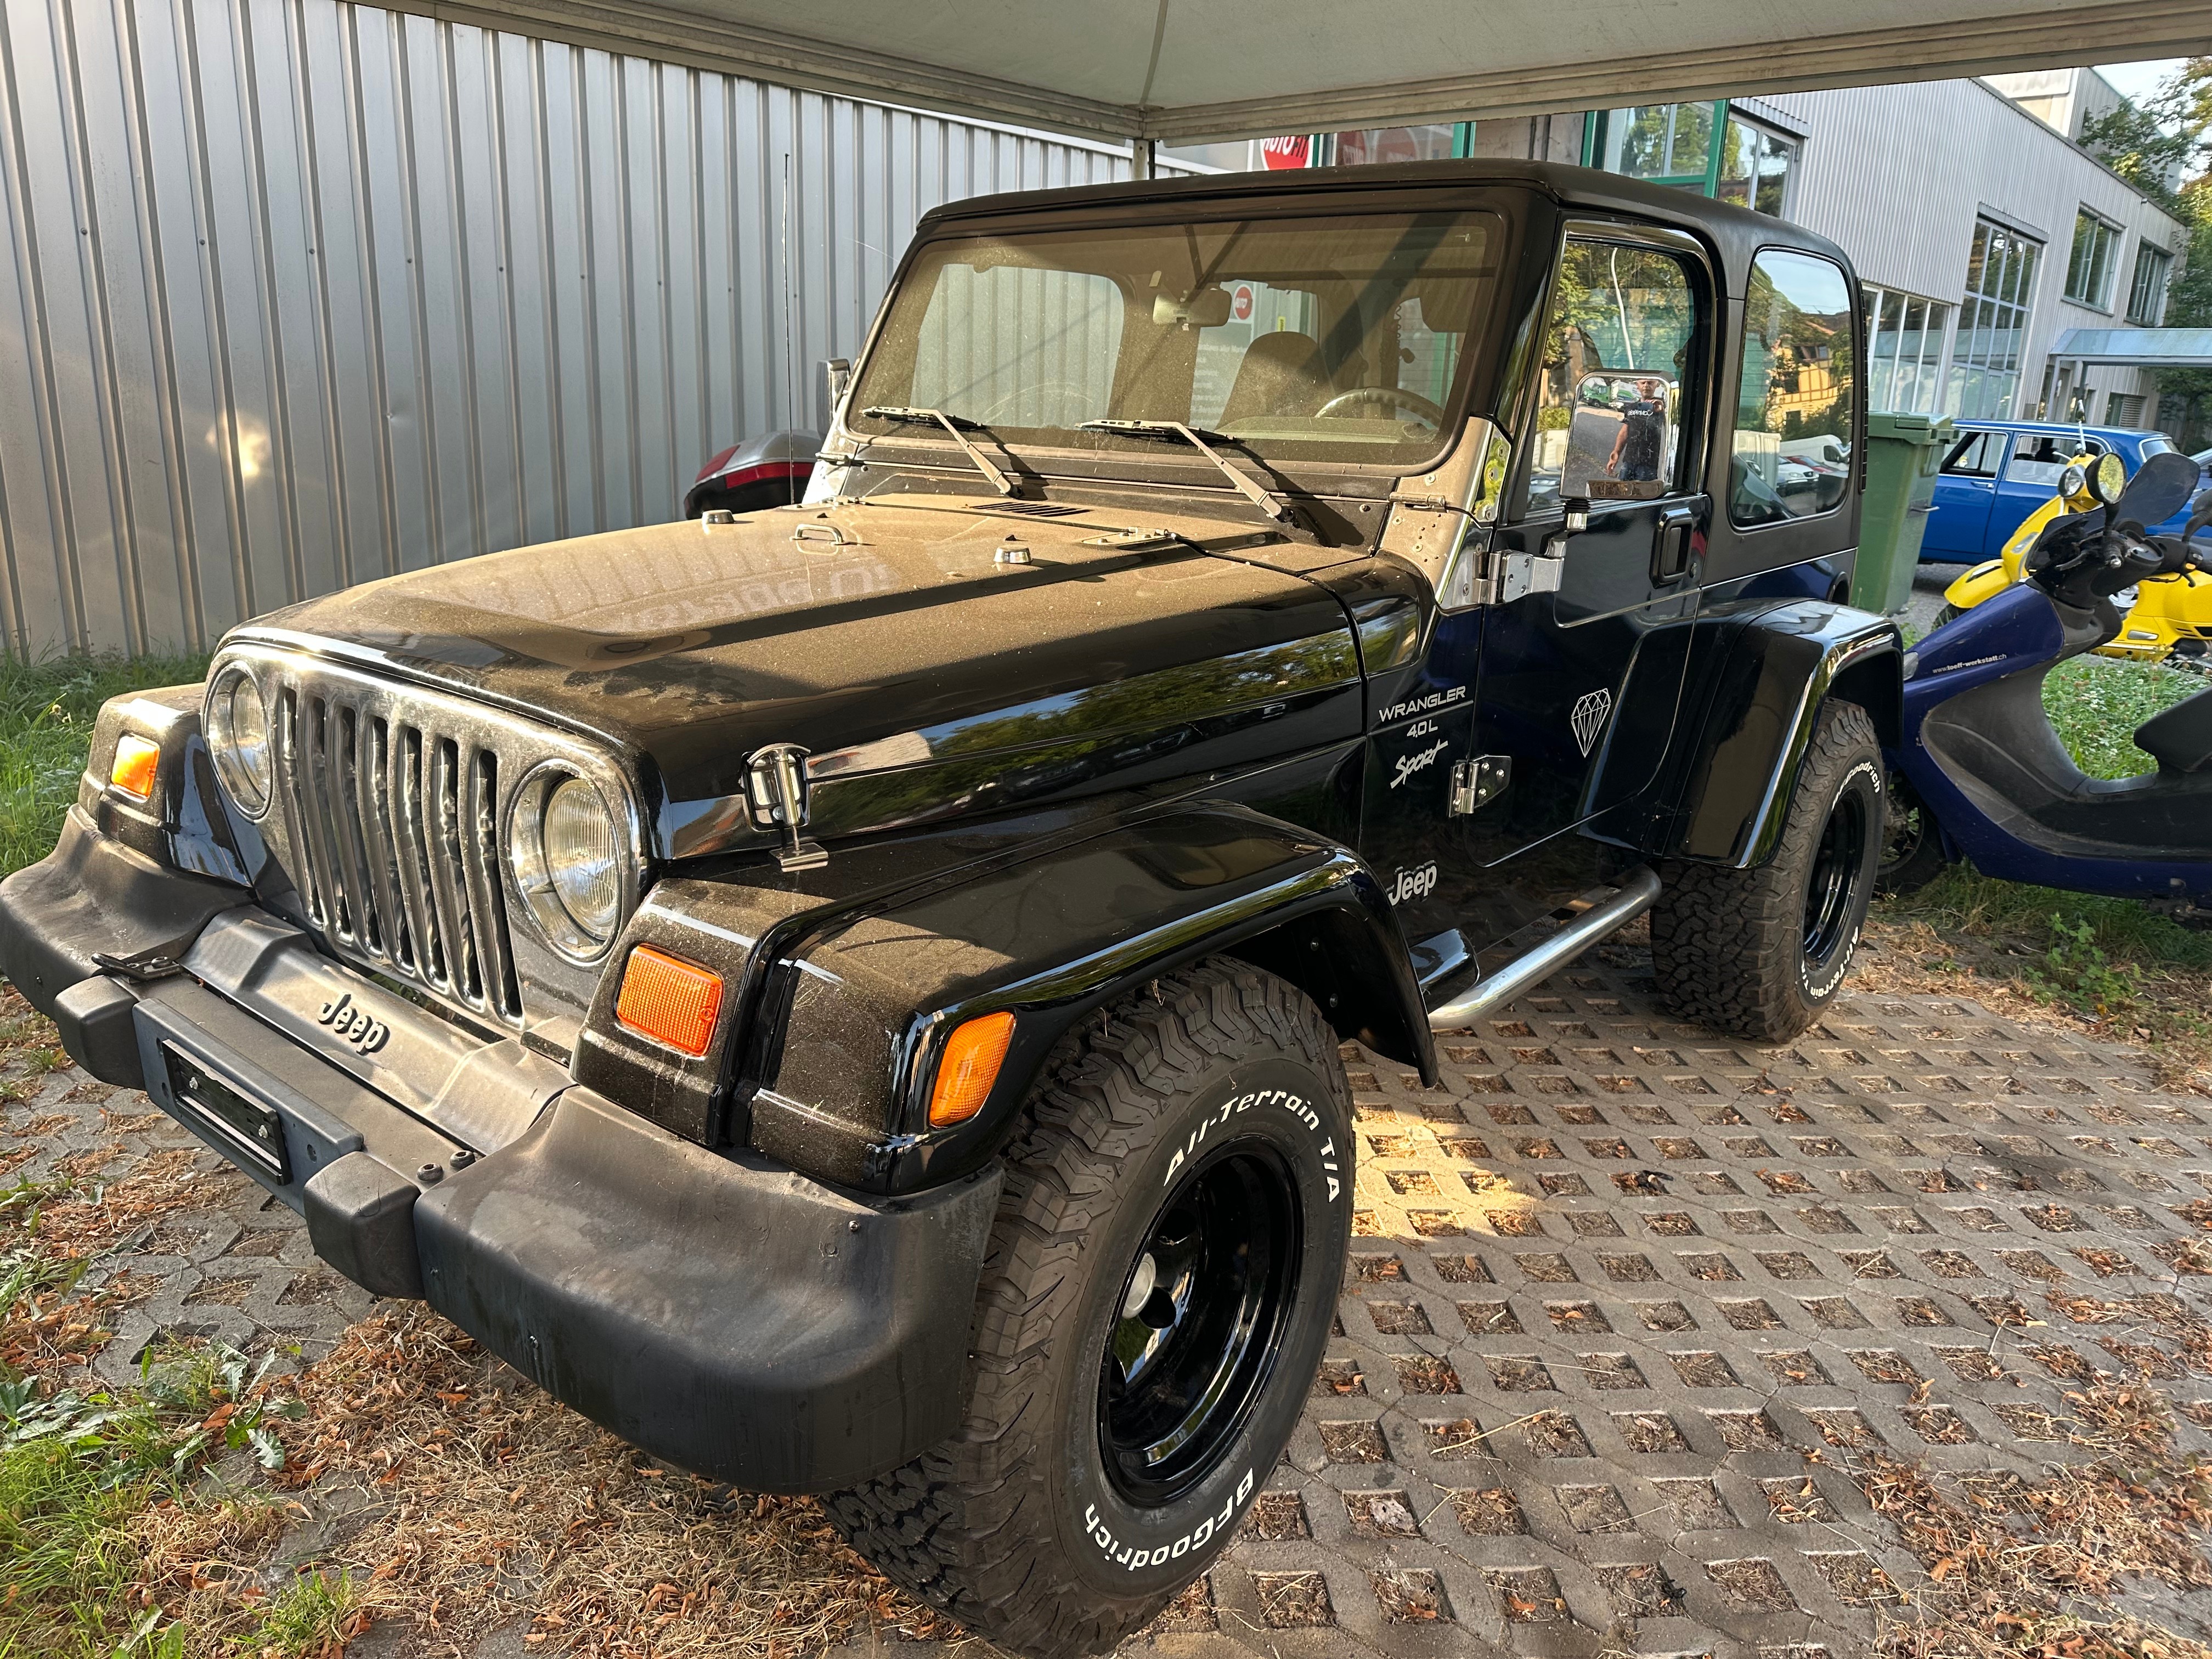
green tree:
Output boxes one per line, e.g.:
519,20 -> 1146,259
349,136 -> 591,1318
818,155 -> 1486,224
2083,61 -> 2212,446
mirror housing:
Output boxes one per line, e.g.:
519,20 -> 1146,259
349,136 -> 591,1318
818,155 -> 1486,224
1561,372 -> 1676,501
1152,288 -> 1234,330
2090,450 -> 2126,507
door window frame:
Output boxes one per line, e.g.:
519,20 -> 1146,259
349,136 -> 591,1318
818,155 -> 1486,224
1509,217 -> 1717,525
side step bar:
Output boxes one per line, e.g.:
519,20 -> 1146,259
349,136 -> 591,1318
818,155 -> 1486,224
1427,866 -> 1662,1031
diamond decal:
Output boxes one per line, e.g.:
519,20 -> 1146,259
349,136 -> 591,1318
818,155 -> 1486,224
1571,689 -> 1613,757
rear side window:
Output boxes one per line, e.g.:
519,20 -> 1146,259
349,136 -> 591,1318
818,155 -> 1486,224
2006,431 -> 2105,490
1730,249 -> 1856,527
1941,430 -> 2002,477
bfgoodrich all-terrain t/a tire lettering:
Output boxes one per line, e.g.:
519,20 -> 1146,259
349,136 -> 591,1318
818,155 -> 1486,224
1650,699 -> 1884,1043
825,962 -> 1353,1658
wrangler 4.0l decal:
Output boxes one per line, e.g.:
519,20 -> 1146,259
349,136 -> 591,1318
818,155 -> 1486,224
1374,684 -> 1466,727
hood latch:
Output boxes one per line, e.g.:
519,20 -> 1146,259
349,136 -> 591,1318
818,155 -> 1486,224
744,743 -> 829,872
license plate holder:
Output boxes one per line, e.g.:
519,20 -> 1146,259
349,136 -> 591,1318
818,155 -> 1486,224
162,1042 -> 291,1181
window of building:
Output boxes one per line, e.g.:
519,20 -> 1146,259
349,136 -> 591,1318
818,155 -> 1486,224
1863,286 -> 1952,414
2128,244 -> 2171,325
1716,114 -> 1798,218
1948,218 -> 2040,420
2107,391 -> 2147,428
1587,103 -> 1798,217
2064,209 -> 2120,309
1597,103 -> 1715,187
1731,249 -> 1855,527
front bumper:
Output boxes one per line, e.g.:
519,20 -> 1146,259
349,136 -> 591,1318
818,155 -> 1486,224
0,833 -> 998,1493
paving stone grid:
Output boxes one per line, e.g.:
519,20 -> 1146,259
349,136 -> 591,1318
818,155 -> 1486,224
13,944 -> 2212,1659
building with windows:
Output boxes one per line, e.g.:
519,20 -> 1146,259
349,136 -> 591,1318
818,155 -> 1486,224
1184,74 -> 2188,429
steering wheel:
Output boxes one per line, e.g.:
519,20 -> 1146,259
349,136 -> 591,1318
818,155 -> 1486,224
1314,386 -> 1445,425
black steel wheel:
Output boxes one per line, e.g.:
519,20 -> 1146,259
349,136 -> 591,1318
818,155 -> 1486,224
827,961 -> 1351,1659
1804,783 -> 1870,973
1099,1143 -> 1300,1508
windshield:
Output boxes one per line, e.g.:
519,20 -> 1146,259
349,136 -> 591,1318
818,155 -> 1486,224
849,210 -> 1504,471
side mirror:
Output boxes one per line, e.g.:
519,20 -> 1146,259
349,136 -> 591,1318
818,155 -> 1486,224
2088,450 -> 2126,507
1562,371 -> 1676,501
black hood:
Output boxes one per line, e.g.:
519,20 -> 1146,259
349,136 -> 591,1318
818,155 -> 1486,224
241,495 -> 1367,860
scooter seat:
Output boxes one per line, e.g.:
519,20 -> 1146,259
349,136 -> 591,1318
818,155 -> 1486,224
2135,685 -> 2212,774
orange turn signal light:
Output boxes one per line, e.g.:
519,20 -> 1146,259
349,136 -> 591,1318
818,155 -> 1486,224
928,1011 -> 1015,1128
109,734 -> 160,799
616,945 -> 724,1057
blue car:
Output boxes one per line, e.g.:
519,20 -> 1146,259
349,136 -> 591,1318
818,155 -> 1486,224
1922,420 -> 2185,562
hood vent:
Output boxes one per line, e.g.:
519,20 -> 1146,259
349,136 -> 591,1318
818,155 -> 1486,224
968,500 -> 1086,517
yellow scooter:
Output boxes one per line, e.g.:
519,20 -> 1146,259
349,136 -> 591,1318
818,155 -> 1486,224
1938,450 -> 2212,662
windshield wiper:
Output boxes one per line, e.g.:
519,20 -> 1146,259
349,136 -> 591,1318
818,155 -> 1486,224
859,406 -> 1014,497
1079,419 -> 1290,524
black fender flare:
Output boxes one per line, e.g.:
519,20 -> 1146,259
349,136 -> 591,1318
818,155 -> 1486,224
735,803 -> 1431,1195
1607,599 -> 1900,868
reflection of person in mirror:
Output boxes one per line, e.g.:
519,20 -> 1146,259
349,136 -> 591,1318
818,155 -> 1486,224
1607,377 -> 1666,482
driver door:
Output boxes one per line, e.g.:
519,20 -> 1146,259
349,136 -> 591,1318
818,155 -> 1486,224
1452,225 -> 1712,943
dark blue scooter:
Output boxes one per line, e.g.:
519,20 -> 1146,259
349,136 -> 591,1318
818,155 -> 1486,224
1882,450 -> 2212,921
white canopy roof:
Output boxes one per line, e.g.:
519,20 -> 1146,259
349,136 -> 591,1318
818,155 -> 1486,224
2051,326 -> 2212,369
418,0 -> 2207,143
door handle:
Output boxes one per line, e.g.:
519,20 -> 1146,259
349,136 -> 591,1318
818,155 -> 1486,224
1652,503 -> 1699,583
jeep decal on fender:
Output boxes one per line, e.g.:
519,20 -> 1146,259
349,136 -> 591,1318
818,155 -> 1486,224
1388,862 -> 1438,905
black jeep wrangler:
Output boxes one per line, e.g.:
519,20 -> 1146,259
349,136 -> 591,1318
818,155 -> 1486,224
0,160 -> 1895,1656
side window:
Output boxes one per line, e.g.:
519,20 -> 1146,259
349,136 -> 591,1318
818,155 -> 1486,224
1940,430 -> 2002,477
2005,431 -> 2103,489
1730,250 -> 1856,527
1528,237 -> 1700,512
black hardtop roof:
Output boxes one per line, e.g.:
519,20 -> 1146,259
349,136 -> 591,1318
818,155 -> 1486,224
914,158 -> 1857,291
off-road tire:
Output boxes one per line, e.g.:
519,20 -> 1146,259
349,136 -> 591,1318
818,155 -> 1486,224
1650,699 -> 1883,1043
826,961 -> 1353,1658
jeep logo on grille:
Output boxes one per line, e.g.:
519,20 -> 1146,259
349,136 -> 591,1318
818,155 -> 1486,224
315,991 -> 390,1056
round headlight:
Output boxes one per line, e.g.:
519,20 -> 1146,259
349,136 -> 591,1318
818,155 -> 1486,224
208,669 -> 271,816
508,769 -> 625,958
2093,452 -> 2128,507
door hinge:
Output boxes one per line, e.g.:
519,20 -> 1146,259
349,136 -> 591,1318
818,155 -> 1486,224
1449,754 -> 1510,815
1470,550 -> 1564,606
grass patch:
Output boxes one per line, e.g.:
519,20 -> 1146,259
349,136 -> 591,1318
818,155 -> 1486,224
0,651 -> 209,881
0,1335 -> 303,1657
2042,652 -> 2204,781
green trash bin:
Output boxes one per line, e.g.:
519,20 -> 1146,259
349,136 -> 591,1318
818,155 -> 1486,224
1854,411 -> 1954,615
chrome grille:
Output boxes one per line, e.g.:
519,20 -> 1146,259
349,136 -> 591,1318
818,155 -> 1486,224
273,683 -> 523,1025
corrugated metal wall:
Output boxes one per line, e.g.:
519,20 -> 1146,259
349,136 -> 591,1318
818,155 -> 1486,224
0,0 -> 1169,656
